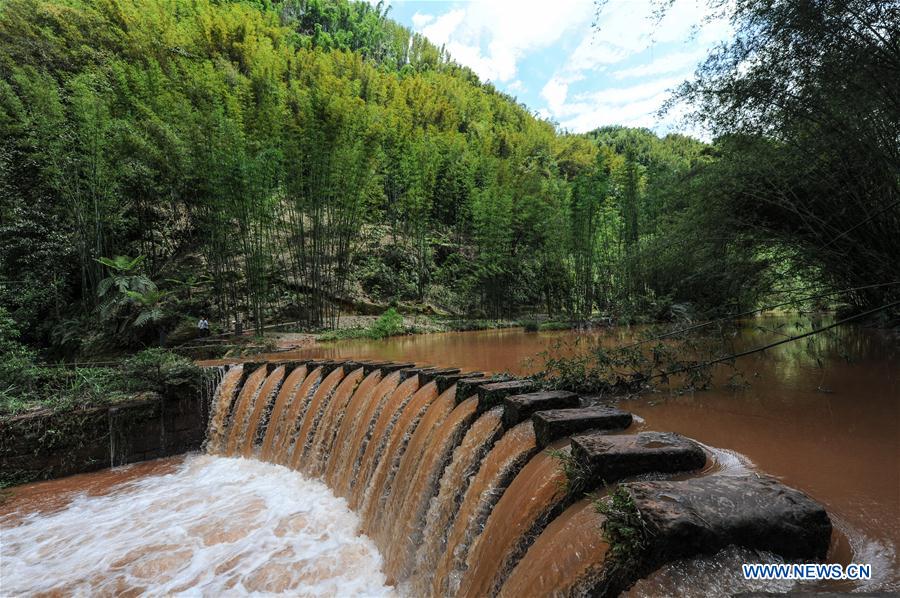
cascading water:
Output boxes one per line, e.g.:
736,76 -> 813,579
205,365 -> 244,453
2,360 -> 850,596
431,420 -> 540,596
201,362 -> 590,597
358,381 -> 439,521
458,445 -> 571,597
379,394 -> 479,580
349,375 -> 420,510
407,405 -> 506,595
500,497 -> 609,597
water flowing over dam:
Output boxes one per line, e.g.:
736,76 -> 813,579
210,360 -> 830,594
1,358 -> 844,595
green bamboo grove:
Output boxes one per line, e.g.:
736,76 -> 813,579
1,0 -> 896,357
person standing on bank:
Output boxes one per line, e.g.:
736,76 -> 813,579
198,316 -> 210,337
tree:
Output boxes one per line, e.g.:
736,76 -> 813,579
665,0 -> 900,309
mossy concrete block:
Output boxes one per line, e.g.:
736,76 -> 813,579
477,379 -> 536,412
571,431 -> 706,485
502,391 -> 580,428
361,361 -> 392,374
398,367 -> 426,381
456,376 -> 498,404
306,360 -> 347,374
1,389 -> 209,486
381,362 -> 417,373
574,475 -> 832,597
630,475 -> 832,560
433,372 -> 483,395
532,406 -> 633,447
417,367 -> 460,385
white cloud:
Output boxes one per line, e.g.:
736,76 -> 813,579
567,38 -> 629,73
576,76 -> 685,106
611,50 -> 705,80
540,76 -> 569,113
407,0 -> 731,136
552,76 -> 686,132
420,9 -> 466,47
562,0 -> 729,75
411,12 -> 434,30
506,79 -> 526,93
559,91 -> 670,131
412,0 -> 594,83
539,0 -> 732,133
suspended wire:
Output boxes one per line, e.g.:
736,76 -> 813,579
617,280 -> 900,351
819,198 -> 900,251
650,298 -> 900,381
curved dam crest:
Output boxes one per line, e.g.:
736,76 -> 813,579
2,358 -> 834,596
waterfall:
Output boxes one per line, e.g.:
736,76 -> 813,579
205,363 -> 592,597
0,359 -> 836,597
202,360 -> 826,597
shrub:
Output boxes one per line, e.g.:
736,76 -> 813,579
0,307 -> 44,408
593,485 -> 650,561
318,308 -> 407,342
121,348 -> 206,395
369,308 -> 404,339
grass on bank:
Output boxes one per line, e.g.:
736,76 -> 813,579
316,309 -> 604,343
0,347 -> 210,417
317,308 -> 407,341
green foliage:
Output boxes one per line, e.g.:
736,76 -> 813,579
547,447 -> 591,495
534,324 -> 730,395
369,307 -> 404,338
120,348 -> 207,395
593,485 -> 651,561
665,0 -> 900,312
2,0 -> 887,364
0,306 -> 42,406
0,340 -> 205,415
318,307 -> 406,340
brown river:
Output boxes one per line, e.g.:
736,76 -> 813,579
2,315 -> 897,595
252,314 -> 900,592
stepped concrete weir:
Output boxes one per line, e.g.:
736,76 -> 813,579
2,357 -> 834,596
571,431 -> 709,483
532,405 -> 633,447
501,389 -> 580,428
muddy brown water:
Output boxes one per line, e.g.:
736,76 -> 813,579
3,315 -> 897,594
253,314 -> 900,590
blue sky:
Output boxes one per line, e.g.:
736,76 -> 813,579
376,0 -> 732,136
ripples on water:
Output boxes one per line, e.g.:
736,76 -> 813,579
1,455 -> 395,596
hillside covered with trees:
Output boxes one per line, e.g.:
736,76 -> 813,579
1,0 -> 897,362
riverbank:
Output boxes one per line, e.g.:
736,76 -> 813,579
217,314 -> 603,358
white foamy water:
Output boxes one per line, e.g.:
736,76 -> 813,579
1,455 -> 396,596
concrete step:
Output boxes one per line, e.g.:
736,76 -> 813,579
455,376 -> 500,403
576,474 -> 832,596
571,431 -> 706,485
502,391 -> 580,428
477,380 -> 538,412
532,406 -> 633,448
434,371 -> 484,394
